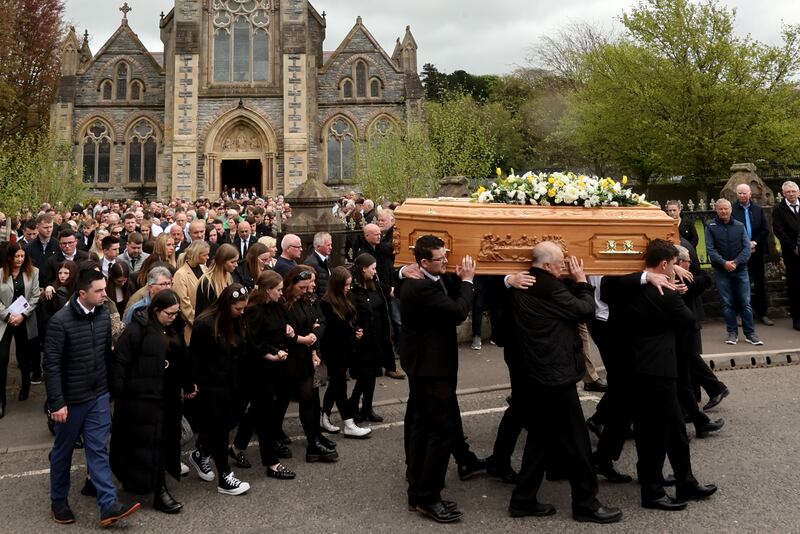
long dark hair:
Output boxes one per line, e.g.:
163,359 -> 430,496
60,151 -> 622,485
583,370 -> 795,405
196,283 -> 249,345
2,242 -> 34,282
108,261 -> 132,300
282,265 -> 314,309
249,269 -> 283,307
322,266 -> 355,323
244,242 -> 268,277
53,260 -> 78,294
148,289 -> 184,349
351,252 -> 377,290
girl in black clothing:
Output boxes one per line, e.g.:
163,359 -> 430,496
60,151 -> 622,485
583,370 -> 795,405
229,270 -> 296,479
276,265 -> 338,463
349,253 -> 394,423
195,244 -> 238,317
108,261 -> 132,315
233,242 -> 269,291
41,260 -> 77,326
320,266 -> 371,438
109,290 -> 190,513
187,283 -> 251,495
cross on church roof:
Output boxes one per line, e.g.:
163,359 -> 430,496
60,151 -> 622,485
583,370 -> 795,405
120,2 -> 132,20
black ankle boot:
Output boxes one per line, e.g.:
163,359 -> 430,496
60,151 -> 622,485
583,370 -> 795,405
0,396 -> 6,418
306,440 -> 339,463
153,483 -> 182,514
318,433 -> 336,450
18,381 -> 30,401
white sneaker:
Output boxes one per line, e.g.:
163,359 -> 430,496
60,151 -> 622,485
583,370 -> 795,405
320,413 -> 340,434
189,449 -> 215,482
471,336 -> 482,350
343,418 -> 372,439
218,471 -> 250,495
180,462 -> 190,476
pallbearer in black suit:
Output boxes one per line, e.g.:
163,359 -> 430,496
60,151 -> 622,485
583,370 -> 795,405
507,241 -> 622,524
772,180 -> 800,330
603,239 -> 717,511
398,235 -> 474,523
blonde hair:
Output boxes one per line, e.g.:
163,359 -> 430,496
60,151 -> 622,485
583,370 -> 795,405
200,243 -> 237,297
154,233 -> 177,268
179,239 -> 210,267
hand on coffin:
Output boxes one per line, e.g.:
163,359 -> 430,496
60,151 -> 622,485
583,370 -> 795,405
457,255 -> 476,282
566,256 -> 586,283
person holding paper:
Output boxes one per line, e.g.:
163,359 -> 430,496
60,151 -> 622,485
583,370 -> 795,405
0,242 -> 40,417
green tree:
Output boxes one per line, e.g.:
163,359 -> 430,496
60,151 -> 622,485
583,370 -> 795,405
563,0 -> 800,183
358,120 -> 439,202
428,94 -> 496,180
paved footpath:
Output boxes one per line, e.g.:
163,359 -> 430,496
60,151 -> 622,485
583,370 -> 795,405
0,319 -> 798,532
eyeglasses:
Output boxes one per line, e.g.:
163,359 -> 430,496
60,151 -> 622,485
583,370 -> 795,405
151,281 -> 173,287
232,287 -> 249,299
429,255 -> 447,262
292,270 -> 313,284
289,244 -> 302,249
161,310 -> 178,318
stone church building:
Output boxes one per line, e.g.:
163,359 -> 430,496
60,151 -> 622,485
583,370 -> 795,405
50,0 -> 423,199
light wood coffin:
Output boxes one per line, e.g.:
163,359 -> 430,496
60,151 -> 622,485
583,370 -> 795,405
393,198 -> 679,275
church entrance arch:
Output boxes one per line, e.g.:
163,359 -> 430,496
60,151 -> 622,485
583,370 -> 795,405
204,109 -> 277,198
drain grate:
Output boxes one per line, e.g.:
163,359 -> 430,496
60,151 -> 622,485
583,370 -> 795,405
705,351 -> 799,371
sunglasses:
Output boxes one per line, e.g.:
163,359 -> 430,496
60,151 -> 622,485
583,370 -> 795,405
292,270 -> 313,284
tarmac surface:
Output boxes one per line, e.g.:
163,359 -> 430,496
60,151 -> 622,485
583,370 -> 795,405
0,318 -> 798,532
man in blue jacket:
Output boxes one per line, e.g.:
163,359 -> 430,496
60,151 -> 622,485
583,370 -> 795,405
732,184 -> 773,326
705,199 -> 763,345
44,268 -> 141,528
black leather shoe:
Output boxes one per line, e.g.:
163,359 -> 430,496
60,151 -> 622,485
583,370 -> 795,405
80,477 -> 97,497
52,500 -> 76,524
586,417 -> 604,438
416,501 -> 463,523
641,495 -> 688,511
695,418 -> 725,438
408,499 -> 458,512
487,458 -> 519,484
360,409 -> 383,423
153,484 -> 182,514
573,505 -> 623,524
306,441 -> 339,463
18,383 -> 29,401
584,378 -> 609,392
457,456 -> 488,481
677,483 -> 717,501
663,473 -> 676,486
509,502 -> 556,517
595,463 -> 633,483
266,463 -> 296,480
228,446 -> 252,469
318,434 -> 337,450
703,388 -> 730,411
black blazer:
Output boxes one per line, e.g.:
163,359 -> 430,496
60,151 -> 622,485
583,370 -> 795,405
679,218 -> 699,250
397,273 -> 473,378
302,251 -> 331,297
41,250 -> 89,287
232,235 -> 258,258
772,201 -> 800,257
26,238 -> 58,269
732,201 -> 769,255
602,273 -> 695,378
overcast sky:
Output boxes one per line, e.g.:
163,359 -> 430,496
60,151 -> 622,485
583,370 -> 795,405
64,0 -> 799,74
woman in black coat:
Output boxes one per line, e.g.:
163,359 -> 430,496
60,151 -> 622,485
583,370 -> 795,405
320,266 -> 371,438
186,283 -> 251,496
233,242 -> 269,291
109,290 -> 190,514
349,253 -> 394,423
229,270 -> 296,479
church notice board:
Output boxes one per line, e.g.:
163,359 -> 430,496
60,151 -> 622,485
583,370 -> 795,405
392,198 -> 679,275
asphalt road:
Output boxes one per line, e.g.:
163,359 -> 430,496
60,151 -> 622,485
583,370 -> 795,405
0,364 -> 798,533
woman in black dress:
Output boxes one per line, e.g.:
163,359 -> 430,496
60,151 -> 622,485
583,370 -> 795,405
320,266 -> 371,438
187,283 -> 251,495
233,242 -> 269,291
109,290 -> 190,513
349,253 -> 394,423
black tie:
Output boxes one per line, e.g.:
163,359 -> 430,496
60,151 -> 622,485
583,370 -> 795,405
438,278 -> 447,294
242,241 -> 248,257
130,255 -> 137,270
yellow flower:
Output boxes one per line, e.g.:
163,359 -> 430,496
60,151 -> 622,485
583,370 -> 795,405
622,175 -> 628,185
496,167 -> 502,177
548,177 -> 555,184
547,188 -> 556,198
477,185 -> 486,194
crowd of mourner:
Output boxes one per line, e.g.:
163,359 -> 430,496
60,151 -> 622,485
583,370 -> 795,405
0,180 -> 798,527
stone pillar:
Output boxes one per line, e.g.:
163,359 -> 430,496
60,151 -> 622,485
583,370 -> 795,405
284,174 -> 348,265
169,0 -> 201,199
281,0 -> 309,194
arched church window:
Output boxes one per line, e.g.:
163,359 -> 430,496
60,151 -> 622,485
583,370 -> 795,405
128,120 -> 157,183
101,80 -> 113,101
130,80 -> 142,101
212,0 -> 271,83
116,62 -> 128,100
327,118 -> 356,184
342,79 -> 353,99
82,121 -> 112,184
355,61 -> 367,98
370,78 -> 381,98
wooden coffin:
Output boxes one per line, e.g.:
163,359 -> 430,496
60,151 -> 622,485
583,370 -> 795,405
393,198 -> 679,275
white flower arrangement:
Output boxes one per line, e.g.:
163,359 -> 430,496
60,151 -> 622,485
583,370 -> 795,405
473,169 -> 647,208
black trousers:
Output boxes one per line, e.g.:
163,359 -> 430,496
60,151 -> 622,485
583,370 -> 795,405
677,348 -> 709,428
233,372 -> 278,466
586,319 -> 614,425
274,374 -> 318,445
491,403 -> 524,467
633,375 -> 697,501
510,384 -> 599,512
783,252 -> 800,319
688,329 -> 726,400
748,251 -> 768,318
322,365 -> 354,420
0,325 -> 32,397
405,376 -> 459,505
350,375 -> 376,413
197,428 -> 231,476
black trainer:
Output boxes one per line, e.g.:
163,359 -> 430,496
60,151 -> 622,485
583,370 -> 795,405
189,449 -> 215,481
52,500 -> 75,524
217,471 -> 250,495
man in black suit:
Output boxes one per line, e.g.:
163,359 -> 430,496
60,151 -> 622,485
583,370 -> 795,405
772,180 -> 800,330
25,213 -> 58,270
507,241 -> 621,524
732,184 -> 773,325
302,232 -> 332,297
602,239 -> 716,511
398,235 -> 474,523
232,220 -> 258,261
666,201 -> 699,250
41,229 -> 88,288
